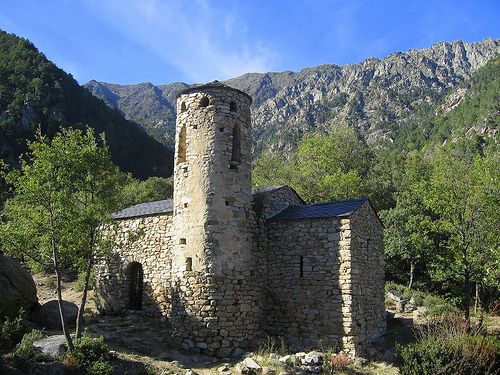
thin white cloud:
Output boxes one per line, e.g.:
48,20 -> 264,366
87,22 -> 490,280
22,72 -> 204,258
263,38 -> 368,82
83,0 -> 276,83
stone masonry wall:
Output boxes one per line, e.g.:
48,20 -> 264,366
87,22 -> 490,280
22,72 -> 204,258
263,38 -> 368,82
171,84 -> 263,356
95,213 -> 174,317
349,202 -> 386,345
265,217 -> 350,350
253,186 -> 304,221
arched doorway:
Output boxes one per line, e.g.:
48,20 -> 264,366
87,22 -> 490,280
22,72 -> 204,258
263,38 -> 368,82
128,262 -> 143,310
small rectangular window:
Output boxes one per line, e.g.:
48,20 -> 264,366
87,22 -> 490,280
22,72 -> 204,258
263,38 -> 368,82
185,257 -> 192,271
179,238 -> 186,245
183,202 -> 188,208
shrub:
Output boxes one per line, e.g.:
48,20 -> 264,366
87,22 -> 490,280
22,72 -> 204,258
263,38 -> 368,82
324,354 -> 350,373
0,310 -> 26,353
63,334 -> 113,374
385,281 -> 415,300
88,360 -> 114,375
75,270 -> 95,293
14,329 -> 45,363
9,329 -> 46,372
397,334 -> 499,375
420,294 -> 459,316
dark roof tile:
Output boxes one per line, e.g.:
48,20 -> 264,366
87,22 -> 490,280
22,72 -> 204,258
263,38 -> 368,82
269,198 -> 366,221
112,199 -> 173,219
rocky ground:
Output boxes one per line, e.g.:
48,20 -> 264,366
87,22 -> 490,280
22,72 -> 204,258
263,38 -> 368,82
20,274 -> 409,374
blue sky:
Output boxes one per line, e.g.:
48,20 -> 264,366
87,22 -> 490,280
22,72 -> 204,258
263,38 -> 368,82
1,0 -> 498,85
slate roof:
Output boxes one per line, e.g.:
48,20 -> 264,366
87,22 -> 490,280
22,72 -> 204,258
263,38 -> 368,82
269,198 -> 367,221
112,199 -> 173,219
113,187 -> 294,220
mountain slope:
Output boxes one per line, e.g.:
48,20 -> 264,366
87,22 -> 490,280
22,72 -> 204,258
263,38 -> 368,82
391,55 -> 499,149
0,30 -> 173,179
84,39 -> 498,154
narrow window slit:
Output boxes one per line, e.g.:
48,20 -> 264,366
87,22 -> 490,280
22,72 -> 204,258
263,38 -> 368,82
177,126 -> 186,164
199,97 -> 209,107
230,101 -> 237,112
185,257 -> 192,271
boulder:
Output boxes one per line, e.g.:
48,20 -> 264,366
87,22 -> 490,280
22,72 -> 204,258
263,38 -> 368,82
238,358 -> 262,374
0,253 -> 38,316
31,300 -> 78,330
413,306 -> 428,318
32,335 -> 69,360
386,290 -> 404,302
301,351 -> 324,366
278,354 -> 295,365
404,302 -> 417,313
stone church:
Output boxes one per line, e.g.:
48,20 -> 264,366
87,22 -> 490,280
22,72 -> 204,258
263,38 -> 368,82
95,81 -> 386,357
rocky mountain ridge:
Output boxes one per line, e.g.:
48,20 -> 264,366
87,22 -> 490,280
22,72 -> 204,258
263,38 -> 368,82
84,38 -> 499,154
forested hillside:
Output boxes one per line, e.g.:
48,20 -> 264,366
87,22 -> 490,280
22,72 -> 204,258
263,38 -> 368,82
85,38 -> 498,154
0,30 -> 173,179
252,56 -> 499,317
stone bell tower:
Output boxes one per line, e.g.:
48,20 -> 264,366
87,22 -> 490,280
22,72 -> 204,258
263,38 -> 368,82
171,81 -> 260,356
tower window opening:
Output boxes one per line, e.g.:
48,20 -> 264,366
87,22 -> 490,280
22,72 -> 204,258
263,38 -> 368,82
179,238 -> 186,245
185,257 -> 192,271
183,202 -> 188,208
219,127 -> 224,132
229,101 -> 237,112
199,97 -> 209,107
180,102 -> 187,112
230,124 -> 241,166
177,125 -> 186,164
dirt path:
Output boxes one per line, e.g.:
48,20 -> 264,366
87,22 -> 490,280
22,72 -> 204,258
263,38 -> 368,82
33,273 -> 96,311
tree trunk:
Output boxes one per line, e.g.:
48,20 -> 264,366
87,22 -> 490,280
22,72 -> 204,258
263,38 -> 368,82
464,268 -> 471,330
75,253 -> 93,339
408,262 -> 415,290
52,244 -> 74,351
474,282 -> 480,315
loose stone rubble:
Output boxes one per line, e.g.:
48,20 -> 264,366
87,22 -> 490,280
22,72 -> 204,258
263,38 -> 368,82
95,81 -> 386,357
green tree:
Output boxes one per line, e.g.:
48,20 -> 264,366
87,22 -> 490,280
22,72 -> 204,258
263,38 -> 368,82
292,123 -> 371,202
252,151 -> 292,189
253,124 -> 371,203
1,128 -> 122,349
121,176 -> 173,209
381,151 -> 434,288
424,148 -> 499,323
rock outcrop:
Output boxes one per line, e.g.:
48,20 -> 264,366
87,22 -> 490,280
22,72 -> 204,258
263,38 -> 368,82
85,39 -> 499,153
0,253 -> 38,316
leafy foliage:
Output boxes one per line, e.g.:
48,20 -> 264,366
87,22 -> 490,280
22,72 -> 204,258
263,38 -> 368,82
71,335 -> 112,366
397,334 -> 499,375
13,329 -> 46,364
120,176 -> 173,209
63,335 -> 114,375
253,123 -> 371,203
0,128 -> 125,348
0,310 -> 26,353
